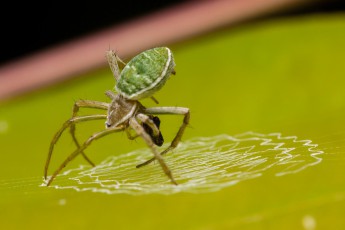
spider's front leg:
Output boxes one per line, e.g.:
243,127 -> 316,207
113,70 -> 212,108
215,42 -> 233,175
44,114 -> 107,180
46,126 -> 124,186
129,117 -> 177,185
136,107 -> 190,168
70,100 -> 109,166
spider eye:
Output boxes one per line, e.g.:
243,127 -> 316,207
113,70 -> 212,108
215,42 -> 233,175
105,122 -> 111,128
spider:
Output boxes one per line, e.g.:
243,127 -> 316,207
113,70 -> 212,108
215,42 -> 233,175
44,47 -> 190,186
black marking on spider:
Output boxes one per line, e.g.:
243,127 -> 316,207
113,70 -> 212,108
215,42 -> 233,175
143,116 -> 164,147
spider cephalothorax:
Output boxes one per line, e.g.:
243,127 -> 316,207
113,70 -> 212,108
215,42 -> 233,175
44,47 -> 190,186
105,91 -> 164,146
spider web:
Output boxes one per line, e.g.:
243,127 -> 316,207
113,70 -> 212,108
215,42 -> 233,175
43,132 -> 323,195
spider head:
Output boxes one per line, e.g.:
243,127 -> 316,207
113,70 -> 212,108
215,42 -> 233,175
105,94 -> 138,128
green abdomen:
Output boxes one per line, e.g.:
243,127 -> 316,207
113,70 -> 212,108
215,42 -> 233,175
116,47 -> 175,100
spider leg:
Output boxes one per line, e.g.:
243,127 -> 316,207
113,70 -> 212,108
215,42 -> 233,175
150,96 -> 159,104
70,100 -> 109,166
126,114 -> 163,144
136,114 -> 160,136
129,117 -> 177,185
44,114 -> 107,180
46,126 -> 124,186
105,50 -> 126,81
136,107 -> 190,168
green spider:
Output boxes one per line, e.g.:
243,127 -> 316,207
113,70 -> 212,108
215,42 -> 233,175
44,47 -> 190,186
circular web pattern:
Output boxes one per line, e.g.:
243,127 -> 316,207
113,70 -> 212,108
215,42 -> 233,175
47,132 -> 323,195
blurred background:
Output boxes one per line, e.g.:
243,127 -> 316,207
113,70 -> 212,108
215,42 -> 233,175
1,0 -> 345,101
1,0 -> 345,229
0,0 -> 344,65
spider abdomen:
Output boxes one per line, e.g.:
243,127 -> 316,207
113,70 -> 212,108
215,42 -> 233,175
116,47 -> 175,100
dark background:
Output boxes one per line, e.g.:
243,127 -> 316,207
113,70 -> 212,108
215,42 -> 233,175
1,0 -> 344,65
